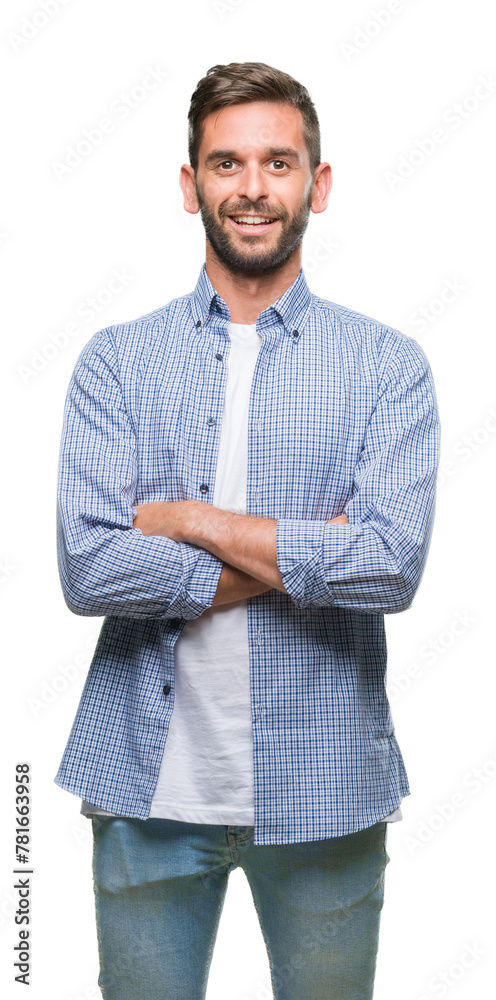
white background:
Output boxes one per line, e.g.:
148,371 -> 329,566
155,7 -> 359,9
1,0 -> 495,998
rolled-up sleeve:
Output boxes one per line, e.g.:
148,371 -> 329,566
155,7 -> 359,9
276,337 -> 440,614
57,328 -> 222,619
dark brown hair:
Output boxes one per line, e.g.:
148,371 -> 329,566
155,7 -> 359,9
187,62 -> 321,174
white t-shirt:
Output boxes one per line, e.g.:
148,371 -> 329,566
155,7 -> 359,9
82,321 -> 402,825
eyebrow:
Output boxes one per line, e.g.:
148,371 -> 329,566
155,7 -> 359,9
203,147 -> 302,167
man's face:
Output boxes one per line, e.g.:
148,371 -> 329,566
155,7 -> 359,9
191,101 -> 317,276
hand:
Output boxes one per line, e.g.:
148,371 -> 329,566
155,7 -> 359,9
133,500 -> 208,543
327,513 -> 349,525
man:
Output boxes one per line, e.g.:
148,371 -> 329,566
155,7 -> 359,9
55,62 -> 440,999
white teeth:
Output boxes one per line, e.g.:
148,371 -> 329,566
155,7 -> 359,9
231,215 -> 275,225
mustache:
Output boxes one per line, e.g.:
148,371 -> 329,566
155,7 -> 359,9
219,203 -> 287,221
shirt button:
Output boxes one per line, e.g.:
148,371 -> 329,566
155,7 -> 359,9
207,416 -> 216,426
196,319 -> 202,328
292,329 -> 299,338
215,352 -> 223,361
200,484 -> 209,494
216,303 -> 222,313
163,684 -> 171,696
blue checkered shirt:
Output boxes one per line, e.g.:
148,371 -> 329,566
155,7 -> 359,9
55,263 -> 440,845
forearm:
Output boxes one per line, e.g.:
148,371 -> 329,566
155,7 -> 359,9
190,508 -> 287,593
211,563 -> 274,606
132,502 -> 349,605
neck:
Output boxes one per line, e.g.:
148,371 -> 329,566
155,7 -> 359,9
205,243 -> 302,324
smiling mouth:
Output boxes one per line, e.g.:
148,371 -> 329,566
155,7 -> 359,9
227,214 -> 279,232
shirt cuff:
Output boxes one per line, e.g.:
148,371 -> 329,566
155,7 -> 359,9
175,543 -> 224,619
276,518 -> 334,608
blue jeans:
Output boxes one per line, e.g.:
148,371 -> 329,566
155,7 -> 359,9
91,816 -> 390,1000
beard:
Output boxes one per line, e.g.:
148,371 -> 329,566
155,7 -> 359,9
194,179 -> 314,277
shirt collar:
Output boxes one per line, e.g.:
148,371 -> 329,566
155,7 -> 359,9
190,262 -> 313,338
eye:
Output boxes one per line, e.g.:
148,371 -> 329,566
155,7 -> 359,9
271,160 -> 288,170
219,160 -> 235,170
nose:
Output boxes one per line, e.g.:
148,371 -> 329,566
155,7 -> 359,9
235,161 -> 270,206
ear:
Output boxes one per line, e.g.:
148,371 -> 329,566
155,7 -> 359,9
311,162 -> 333,215
179,164 -> 200,215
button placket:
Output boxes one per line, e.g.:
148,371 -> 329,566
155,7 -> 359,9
197,332 -> 230,506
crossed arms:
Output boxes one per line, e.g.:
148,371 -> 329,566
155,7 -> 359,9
56,327 -> 439,620
132,501 -> 349,606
